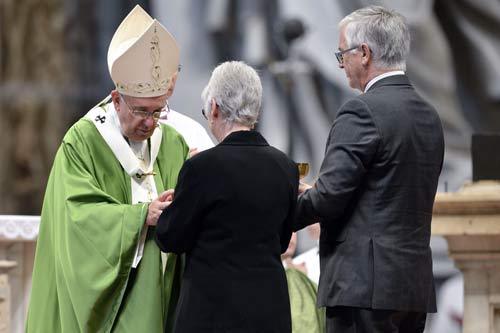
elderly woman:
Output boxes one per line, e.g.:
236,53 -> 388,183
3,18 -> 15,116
156,61 -> 298,332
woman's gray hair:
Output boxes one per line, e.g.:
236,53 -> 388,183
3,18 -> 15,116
339,6 -> 410,71
201,61 -> 262,127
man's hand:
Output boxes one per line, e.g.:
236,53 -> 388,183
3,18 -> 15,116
145,189 -> 175,226
299,181 -> 312,195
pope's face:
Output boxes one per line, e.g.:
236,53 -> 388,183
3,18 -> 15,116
112,91 -> 167,142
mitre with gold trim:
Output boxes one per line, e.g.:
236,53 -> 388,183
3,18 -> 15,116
107,5 -> 179,98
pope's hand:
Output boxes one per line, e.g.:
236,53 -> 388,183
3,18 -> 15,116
146,195 -> 170,226
158,189 -> 175,202
299,181 -> 312,195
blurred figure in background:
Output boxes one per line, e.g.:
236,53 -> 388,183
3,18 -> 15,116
156,61 -> 298,332
429,274 -> 463,333
292,223 -> 321,285
296,6 -> 444,332
282,232 -> 325,333
26,6 -> 187,332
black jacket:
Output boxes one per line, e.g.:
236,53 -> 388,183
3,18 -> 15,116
296,75 -> 444,313
156,130 -> 298,332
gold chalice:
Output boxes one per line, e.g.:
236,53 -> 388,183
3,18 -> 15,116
297,162 -> 310,179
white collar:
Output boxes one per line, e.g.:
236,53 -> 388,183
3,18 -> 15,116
85,100 -> 162,178
364,70 -> 405,93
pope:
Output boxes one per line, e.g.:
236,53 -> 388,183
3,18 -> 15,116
26,5 -> 188,332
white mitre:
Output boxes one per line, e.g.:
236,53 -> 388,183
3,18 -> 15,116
107,5 -> 179,98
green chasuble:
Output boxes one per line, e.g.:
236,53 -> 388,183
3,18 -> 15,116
286,268 -> 326,333
26,104 -> 189,332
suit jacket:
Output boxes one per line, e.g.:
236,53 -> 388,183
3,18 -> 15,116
296,75 -> 444,313
156,130 -> 299,333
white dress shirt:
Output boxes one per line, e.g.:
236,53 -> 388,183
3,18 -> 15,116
364,70 -> 405,93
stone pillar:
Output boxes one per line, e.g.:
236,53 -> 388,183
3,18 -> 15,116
0,259 -> 17,333
433,181 -> 500,333
449,241 -> 500,332
0,216 -> 39,332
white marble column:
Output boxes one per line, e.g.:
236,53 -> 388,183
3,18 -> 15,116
433,181 -> 500,333
0,216 -> 39,333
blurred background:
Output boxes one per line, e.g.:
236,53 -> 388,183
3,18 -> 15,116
2,0 -> 500,331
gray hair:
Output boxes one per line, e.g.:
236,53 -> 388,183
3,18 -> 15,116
201,61 -> 262,127
339,6 -> 410,71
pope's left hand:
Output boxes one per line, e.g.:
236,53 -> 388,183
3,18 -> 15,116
158,189 -> 174,202
299,181 -> 312,194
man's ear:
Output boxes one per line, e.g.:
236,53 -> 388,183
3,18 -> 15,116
111,90 -> 121,112
361,43 -> 371,66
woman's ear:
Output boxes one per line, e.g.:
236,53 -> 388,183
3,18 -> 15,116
211,98 -> 219,119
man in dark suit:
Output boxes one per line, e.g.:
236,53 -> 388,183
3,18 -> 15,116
156,61 -> 298,332
295,6 -> 444,333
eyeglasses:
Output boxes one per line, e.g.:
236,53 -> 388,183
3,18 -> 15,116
120,95 -> 169,120
335,45 -> 360,65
